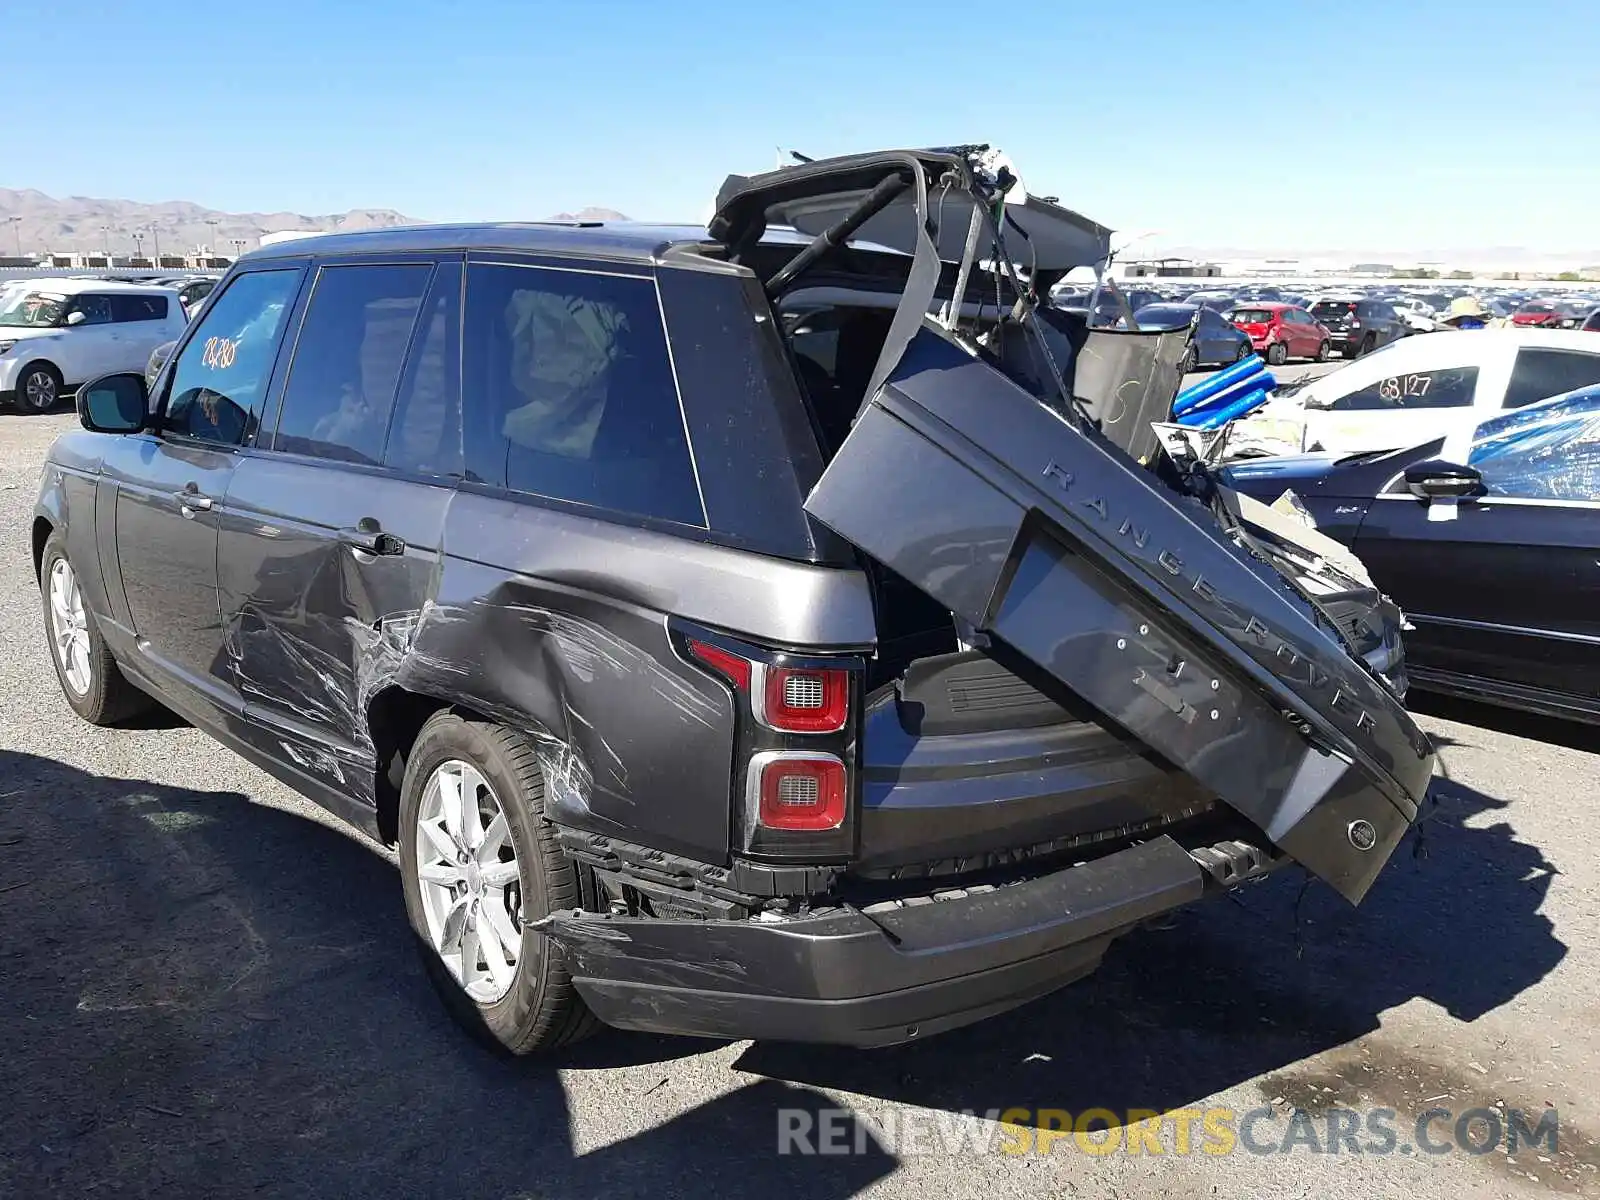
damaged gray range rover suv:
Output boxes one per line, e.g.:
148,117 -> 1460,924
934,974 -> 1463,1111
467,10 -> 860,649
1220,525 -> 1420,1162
32,146 -> 1434,1053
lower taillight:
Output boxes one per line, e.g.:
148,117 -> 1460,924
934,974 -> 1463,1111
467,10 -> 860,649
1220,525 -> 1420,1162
748,752 -> 847,831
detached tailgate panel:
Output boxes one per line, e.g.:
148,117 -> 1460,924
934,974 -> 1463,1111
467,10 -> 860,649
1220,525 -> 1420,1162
805,330 -> 1434,903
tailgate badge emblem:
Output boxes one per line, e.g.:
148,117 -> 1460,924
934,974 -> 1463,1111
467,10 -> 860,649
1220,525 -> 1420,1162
1347,820 -> 1377,851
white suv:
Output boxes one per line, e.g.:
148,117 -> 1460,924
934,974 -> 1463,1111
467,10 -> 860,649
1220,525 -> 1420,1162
0,279 -> 189,412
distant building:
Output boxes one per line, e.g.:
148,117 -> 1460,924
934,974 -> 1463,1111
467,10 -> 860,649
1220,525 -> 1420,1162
1120,257 -> 1221,278
1349,263 -> 1395,276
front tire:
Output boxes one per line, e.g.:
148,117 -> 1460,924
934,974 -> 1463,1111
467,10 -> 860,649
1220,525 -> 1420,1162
399,711 -> 600,1054
1235,341 -> 1252,363
17,361 -> 63,413
1180,344 -> 1198,374
39,532 -> 151,725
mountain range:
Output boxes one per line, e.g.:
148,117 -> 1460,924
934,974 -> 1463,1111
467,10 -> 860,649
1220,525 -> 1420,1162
0,189 -> 632,256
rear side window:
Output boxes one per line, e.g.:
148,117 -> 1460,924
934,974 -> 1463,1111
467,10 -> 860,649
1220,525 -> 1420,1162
1502,347 -> 1600,409
1321,366 -> 1478,411
110,294 -> 168,322
164,269 -> 301,445
462,262 -> 704,527
68,295 -> 113,325
272,263 -> 431,464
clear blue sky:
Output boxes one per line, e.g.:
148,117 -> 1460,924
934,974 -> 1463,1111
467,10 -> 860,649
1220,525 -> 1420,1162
14,0 -> 1600,255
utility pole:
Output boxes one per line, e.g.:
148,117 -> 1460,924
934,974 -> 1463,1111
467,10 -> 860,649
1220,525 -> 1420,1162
7,216 -> 20,259
150,226 -> 161,268
132,231 -> 145,263
205,219 -> 220,263
100,224 -> 114,262
229,237 -> 248,261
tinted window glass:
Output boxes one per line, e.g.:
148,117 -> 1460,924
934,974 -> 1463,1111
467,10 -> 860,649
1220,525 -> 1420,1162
384,261 -> 462,476
164,269 -> 301,445
272,264 -> 431,464
1230,308 -> 1274,323
1311,301 -> 1357,320
1322,366 -> 1478,411
69,295 -> 113,325
109,293 -> 168,322
1502,347 -> 1600,409
1469,387 -> 1600,499
462,262 -> 703,526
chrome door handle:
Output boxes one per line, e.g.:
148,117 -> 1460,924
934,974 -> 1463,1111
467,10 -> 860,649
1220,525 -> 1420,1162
173,489 -> 213,513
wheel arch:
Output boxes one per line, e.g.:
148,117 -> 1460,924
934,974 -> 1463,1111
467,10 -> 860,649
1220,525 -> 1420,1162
31,514 -> 54,582
365,685 -> 583,848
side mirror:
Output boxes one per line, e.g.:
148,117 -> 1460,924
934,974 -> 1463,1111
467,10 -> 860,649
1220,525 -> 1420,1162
77,372 -> 149,434
1404,459 -> 1483,501
64,310 -> 86,327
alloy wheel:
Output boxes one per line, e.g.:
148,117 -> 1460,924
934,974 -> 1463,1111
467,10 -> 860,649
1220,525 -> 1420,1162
48,558 -> 92,695
23,369 -> 57,411
414,759 -> 525,1003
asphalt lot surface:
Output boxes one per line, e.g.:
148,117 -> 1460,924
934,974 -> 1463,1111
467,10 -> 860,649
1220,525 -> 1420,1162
3,377 -> 1598,1198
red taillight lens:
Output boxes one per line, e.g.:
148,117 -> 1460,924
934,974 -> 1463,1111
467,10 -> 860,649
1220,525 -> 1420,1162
749,752 -> 847,830
687,638 -> 751,690
757,666 -> 849,734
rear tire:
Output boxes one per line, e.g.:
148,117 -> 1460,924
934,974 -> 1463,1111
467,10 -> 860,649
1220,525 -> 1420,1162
17,361 -> 62,413
1180,345 -> 1198,374
39,531 -> 152,725
398,711 -> 600,1055
1267,341 -> 1288,366
1316,339 -> 1331,363
1361,333 -> 1376,357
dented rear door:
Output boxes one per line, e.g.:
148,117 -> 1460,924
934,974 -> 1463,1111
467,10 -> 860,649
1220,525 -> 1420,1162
806,328 -> 1435,903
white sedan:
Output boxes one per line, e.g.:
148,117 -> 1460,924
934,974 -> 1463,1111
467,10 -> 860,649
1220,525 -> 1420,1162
1227,328 -> 1600,457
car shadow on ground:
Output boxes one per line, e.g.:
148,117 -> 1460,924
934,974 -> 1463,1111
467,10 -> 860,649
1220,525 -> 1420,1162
0,740 -> 1564,1192
1410,690 -> 1600,755
0,749 -> 895,1199
737,769 -> 1563,1129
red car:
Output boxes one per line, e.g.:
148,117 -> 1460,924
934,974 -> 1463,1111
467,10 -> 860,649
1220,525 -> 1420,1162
1512,300 -> 1563,328
1226,302 -> 1332,366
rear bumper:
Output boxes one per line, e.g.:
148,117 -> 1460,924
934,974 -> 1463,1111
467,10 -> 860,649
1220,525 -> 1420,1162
539,836 -> 1217,1046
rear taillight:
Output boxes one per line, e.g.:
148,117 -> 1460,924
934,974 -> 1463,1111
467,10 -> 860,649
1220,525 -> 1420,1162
748,751 -> 847,830
755,665 -> 849,733
685,634 -> 859,857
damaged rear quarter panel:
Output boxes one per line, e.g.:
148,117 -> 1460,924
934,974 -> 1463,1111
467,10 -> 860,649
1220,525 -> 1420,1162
419,487 -> 871,866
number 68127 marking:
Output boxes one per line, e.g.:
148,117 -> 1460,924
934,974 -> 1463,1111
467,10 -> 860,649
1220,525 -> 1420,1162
200,335 -> 238,370
1379,373 -> 1433,402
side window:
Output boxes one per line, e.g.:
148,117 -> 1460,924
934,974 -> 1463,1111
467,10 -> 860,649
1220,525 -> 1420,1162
109,294 -> 168,322
462,262 -> 704,527
1469,390 -> 1600,499
1324,366 -> 1478,411
163,269 -> 302,445
1502,348 -> 1600,409
384,261 -> 462,476
68,295 -> 113,325
271,263 -> 431,465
